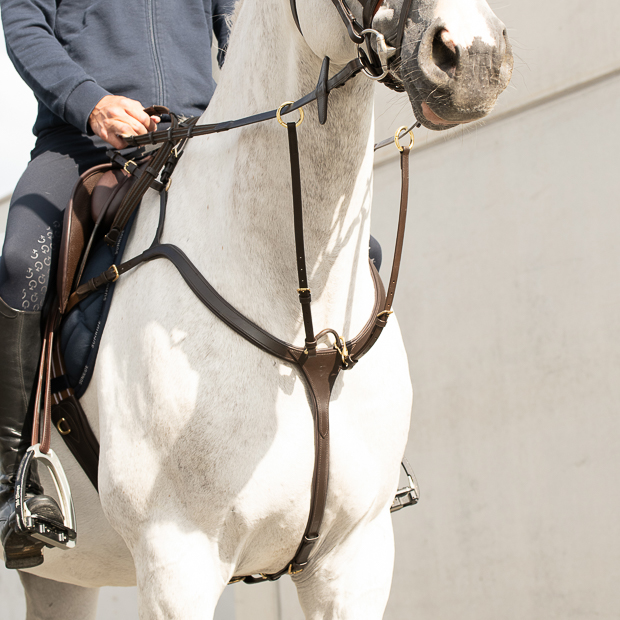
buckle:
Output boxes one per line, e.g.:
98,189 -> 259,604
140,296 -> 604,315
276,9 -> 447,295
288,563 -> 304,576
109,264 -> 120,283
334,336 -> 351,368
390,459 -> 420,513
123,159 -> 137,174
14,445 -> 77,549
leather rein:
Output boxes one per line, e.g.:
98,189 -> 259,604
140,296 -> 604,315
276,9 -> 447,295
32,0 -> 420,584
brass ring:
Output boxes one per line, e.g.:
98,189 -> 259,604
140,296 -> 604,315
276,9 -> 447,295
394,126 -> 414,152
56,418 -> 72,436
277,102 -> 304,128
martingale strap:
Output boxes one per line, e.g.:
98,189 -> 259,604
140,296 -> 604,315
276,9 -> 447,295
287,121 -> 317,354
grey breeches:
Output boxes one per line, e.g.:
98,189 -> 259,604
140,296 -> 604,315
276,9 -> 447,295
0,128 -> 110,311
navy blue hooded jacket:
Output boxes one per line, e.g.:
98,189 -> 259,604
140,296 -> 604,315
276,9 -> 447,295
0,0 -> 236,136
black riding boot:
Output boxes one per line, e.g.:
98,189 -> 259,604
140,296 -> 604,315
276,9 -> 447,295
0,296 -> 63,569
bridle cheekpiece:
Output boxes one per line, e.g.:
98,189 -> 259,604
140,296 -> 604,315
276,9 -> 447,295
290,0 -> 414,90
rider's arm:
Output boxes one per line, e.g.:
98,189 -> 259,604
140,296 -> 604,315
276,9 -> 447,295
1,0 -> 158,146
212,0 -> 237,68
1,0 -> 110,134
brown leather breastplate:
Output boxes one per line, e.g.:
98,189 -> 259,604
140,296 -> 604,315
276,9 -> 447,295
34,102 -> 413,583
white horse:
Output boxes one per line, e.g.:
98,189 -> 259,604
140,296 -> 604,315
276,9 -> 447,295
18,0 -> 512,618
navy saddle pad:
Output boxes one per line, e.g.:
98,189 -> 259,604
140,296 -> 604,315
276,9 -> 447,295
59,218 -> 134,398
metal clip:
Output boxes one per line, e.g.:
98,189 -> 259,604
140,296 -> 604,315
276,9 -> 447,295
390,459 -> 420,513
56,418 -> 71,436
110,264 -> 120,283
394,126 -> 414,152
123,159 -> 137,174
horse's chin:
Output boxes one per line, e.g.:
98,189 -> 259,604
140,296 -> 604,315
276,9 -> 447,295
405,87 -> 486,131
407,94 -> 462,132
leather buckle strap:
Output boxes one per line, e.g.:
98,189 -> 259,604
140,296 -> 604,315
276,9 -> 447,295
286,120 -> 316,352
65,265 -> 120,313
350,133 -> 411,363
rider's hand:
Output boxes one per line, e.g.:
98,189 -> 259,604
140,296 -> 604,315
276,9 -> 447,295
89,95 -> 160,149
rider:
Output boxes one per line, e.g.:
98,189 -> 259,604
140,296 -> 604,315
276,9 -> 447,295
0,0 -> 236,569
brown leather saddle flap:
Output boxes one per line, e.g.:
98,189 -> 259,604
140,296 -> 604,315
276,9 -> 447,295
57,163 -> 139,314
57,164 -> 110,314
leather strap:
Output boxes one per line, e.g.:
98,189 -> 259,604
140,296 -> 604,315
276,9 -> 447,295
31,308 -> 61,455
290,0 -> 382,40
350,144 -> 410,363
287,122 -> 316,353
362,0 -> 383,29
51,396 -> 100,491
394,0 -> 414,51
121,58 -> 365,148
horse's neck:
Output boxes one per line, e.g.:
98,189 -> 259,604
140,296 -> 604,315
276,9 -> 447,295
160,0 -> 377,345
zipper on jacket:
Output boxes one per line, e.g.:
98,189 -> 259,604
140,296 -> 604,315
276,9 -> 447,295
146,0 -> 165,105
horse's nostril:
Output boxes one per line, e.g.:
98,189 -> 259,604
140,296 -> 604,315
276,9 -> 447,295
432,29 -> 458,77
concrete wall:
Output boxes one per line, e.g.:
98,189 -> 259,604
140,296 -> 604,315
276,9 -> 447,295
3,0 -> 620,617
369,1 -> 620,619
374,72 -> 620,620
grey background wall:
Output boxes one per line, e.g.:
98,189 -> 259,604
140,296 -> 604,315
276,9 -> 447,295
2,0 -> 620,618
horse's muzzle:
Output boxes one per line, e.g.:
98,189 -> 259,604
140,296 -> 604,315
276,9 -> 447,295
403,17 -> 514,130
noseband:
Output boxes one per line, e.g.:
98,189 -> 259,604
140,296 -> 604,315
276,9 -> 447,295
290,0 -> 414,90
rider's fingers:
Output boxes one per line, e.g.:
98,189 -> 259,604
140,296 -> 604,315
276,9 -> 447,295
124,100 -> 156,132
116,112 -> 158,137
100,127 -> 127,150
104,118 -> 146,148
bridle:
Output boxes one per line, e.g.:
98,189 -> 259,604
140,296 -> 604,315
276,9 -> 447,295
290,0 -> 414,89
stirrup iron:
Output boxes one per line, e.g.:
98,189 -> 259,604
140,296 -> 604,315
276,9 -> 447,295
14,445 -> 77,549
390,459 -> 420,513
